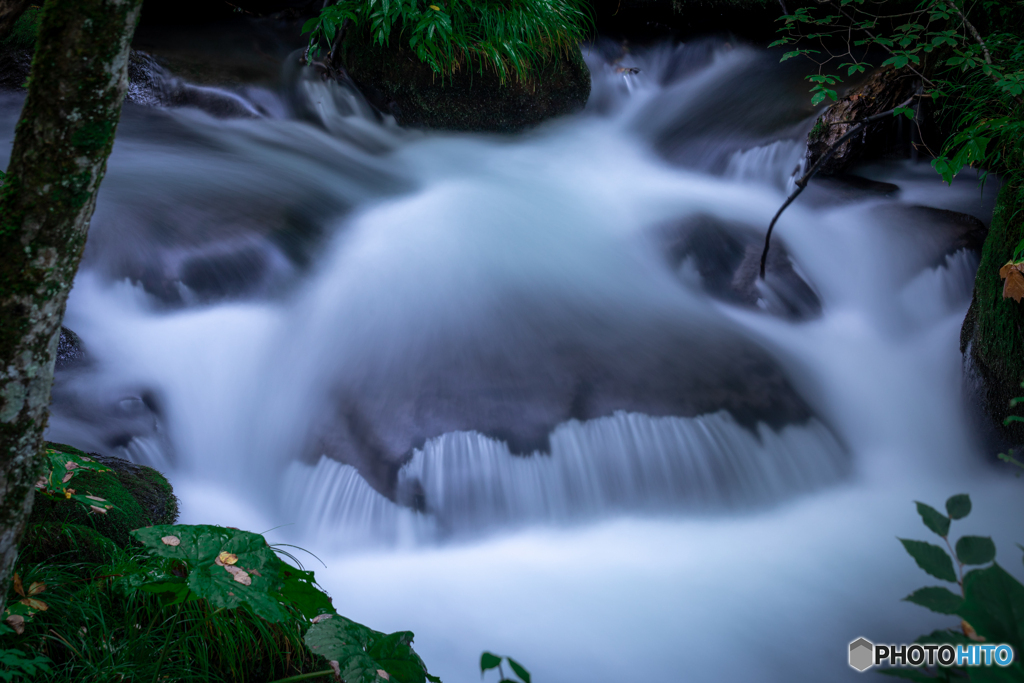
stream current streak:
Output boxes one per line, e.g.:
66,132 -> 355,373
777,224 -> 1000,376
4,40 -> 1018,683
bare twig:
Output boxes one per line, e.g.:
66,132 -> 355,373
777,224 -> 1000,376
943,0 -> 991,65
759,94 -> 918,278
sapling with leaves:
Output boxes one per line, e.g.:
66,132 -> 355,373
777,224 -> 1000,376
881,494 -> 1024,681
480,652 -> 530,683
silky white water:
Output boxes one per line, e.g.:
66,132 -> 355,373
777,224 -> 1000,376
4,39 -> 1019,682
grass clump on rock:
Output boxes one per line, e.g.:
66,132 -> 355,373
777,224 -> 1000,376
305,0 -> 592,84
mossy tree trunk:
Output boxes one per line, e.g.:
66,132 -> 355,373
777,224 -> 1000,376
0,0 -> 142,614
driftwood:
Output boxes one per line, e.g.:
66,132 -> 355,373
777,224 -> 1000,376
759,94 -> 919,279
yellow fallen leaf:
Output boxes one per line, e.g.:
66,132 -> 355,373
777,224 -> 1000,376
12,573 -> 24,597
64,491 -> 72,499
161,536 -> 181,547
429,4 -> 439,9
963,620 -> 984,642
20,597 -> 47,611
27,582 -> 45,596
218,552 -> 239,566
1004,267 -> 1024,303
5,614 -> 25,634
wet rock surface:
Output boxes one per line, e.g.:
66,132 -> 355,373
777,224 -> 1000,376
338,28 -> 591,133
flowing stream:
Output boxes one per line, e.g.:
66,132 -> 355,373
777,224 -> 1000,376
4,39 -> 1023,682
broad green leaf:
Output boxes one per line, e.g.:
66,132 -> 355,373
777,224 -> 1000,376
915,502 -> 949,537
957,563 -> 1024,653
899,539 -> 957,582
481,652 -> 502,672
507,657 -> 530,683
368,631 -> 433,683
903,586 -> 963,614
956,536 -> 996,566
131,525 -> 289,623
276,563 -> 334,620
946,494 -> 971,520
304,614 -> 382,661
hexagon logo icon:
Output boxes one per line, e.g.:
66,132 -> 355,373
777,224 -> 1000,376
849,638 -> 874,672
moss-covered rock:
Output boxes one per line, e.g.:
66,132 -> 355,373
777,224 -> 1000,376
338,27 -> 591,133
28,442 -> 179,548
961,183 -> 1024,441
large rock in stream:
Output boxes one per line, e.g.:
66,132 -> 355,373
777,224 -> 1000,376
337,27 -> 591,133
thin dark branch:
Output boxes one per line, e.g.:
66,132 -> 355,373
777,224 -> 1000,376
759,94 -> 918,278
943,0 -> 991,65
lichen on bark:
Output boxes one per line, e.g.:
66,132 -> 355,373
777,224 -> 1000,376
0,0 -> 142,615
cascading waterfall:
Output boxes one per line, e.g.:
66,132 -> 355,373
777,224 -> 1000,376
3,37 -> 1017,683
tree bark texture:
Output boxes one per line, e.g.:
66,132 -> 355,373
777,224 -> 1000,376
0,0 -> 142,615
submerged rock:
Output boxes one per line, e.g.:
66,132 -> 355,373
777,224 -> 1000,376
56,327 -> 88,370
337,28 -> 591,133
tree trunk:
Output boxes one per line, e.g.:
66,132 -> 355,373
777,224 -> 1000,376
0,0 -> 142,615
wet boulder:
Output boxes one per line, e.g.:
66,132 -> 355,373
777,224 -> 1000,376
336,27 -> 591,133
29,442 -> 179,548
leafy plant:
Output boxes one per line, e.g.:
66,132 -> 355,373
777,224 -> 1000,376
302,0 -> 592,83
772,0 -> 1024,190
0,623 -> 52,683
304,614 -> 440,683
882,494 -> 1024,681
34,447 -> 116,515
1,521 -> 440,682
480,652 -> 530,683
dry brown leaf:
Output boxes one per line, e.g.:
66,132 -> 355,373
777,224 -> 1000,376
218,552 -> 239,566
85,495 -> 106,502
27,581 -> 45,596
34,476 -> 47,490
1004,268 -> 1024,302
962,619 -> 985,642
20,597 -> 47,611
89,505 -> 108,515
13,573 -> 24,597
65,461 -> 79,470
5,614 -> 25,634
223,565 -> 252,586
161,536 -> 181,547
377,670 -> 391,680
62,472 -> 74,483
330,661 -> 341,680
311,614 -> 333,624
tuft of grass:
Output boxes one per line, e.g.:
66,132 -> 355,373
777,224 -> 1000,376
3,524 -> 321,683
305,0 -> 593,84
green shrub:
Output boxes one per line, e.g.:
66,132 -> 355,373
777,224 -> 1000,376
303,0 -> 592,83
2,6 -> 42,50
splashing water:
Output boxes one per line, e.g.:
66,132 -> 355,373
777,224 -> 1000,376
2,39 -> 1017,683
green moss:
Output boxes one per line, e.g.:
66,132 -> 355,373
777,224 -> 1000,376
964,183 -> 1024,438
17,521 -> 116,569
28,442 -> 178,547
3,6 -> 42,51
71,120 -> 115,153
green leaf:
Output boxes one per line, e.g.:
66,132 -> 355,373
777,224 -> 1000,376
507,658 -> 530,683
811,91 -> 827,106
915,502 -> 950,537
481,652 -> 502,672
130,525 -> 289,623
276,562 -> 334,620
368,631 -> 433,683
903,586 -> 963,614
946,494 -> 971,519
957,563 -> 1024,653
956,536 -> 996,565
899,539 -> 957,582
